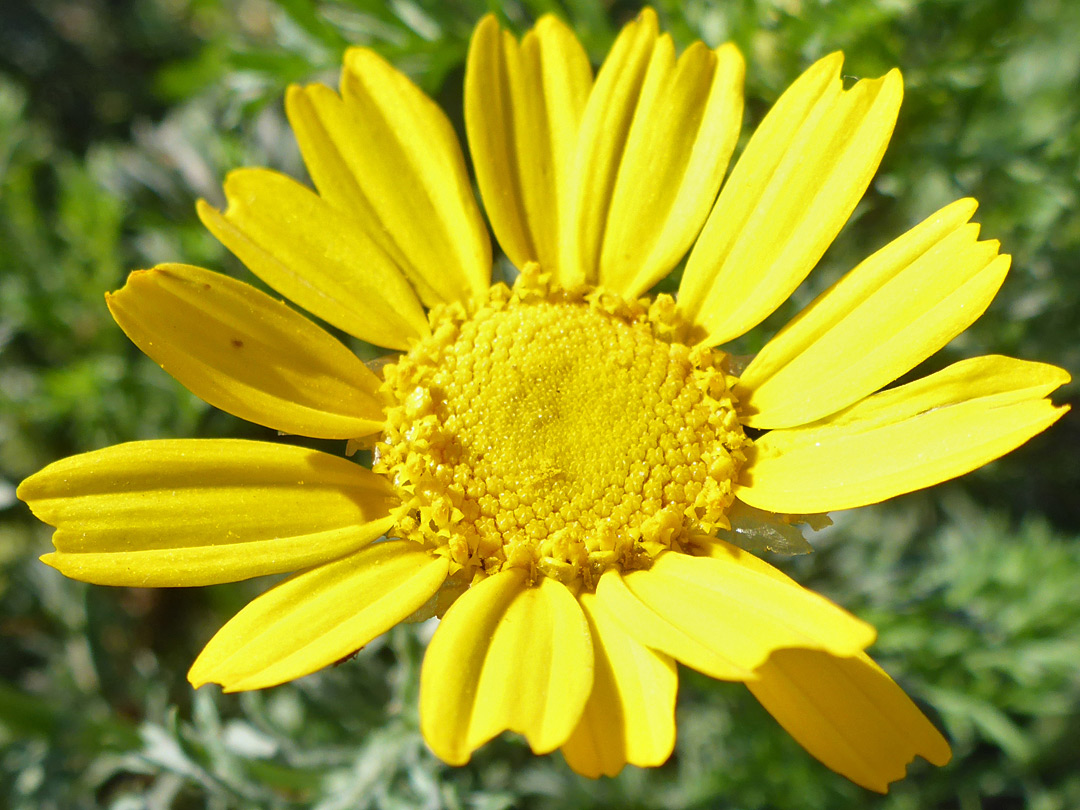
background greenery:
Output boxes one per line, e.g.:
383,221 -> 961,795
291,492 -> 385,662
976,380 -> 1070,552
2,0 -> 1078,807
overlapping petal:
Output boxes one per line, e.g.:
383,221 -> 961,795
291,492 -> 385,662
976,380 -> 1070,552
465,14 -> 592,286
690,535 -> 951,788
561,592 -> 677,777
107,264 -> 385,439
560,8 -> 744,294
595,547 -> 875,681
19,9 -> 1072,792
748,650 -> 951,792
18,440 -> 397,587
287,47 -> 490,307
420,570 -> 593,765
198,168 -> 428,350
737,199 -> 1010,428
188,540 -> 448,691
738,355 -> 1071,513
679,53 -> 903,346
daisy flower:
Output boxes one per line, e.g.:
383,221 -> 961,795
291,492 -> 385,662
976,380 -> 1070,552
19,8 -> 1069,792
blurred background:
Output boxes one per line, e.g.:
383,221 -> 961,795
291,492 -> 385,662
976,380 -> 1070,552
1,0 -> 1078,807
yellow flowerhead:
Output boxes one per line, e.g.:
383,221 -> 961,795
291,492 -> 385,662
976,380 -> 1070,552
18,8 -> 1070,792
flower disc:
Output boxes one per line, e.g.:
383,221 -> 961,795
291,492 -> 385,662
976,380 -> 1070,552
377,273 -> 748,588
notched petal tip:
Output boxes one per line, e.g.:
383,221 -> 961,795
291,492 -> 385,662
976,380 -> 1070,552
105,265 -> 191,307
749,649 -> 951,792
187,658 -> 236,692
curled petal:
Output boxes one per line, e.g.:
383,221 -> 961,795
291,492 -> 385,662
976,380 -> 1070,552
595,548 -> 875,681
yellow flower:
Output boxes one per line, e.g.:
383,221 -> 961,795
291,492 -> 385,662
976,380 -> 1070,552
18,8 -> 1069,792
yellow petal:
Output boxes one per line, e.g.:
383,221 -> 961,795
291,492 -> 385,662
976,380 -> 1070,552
595,549 -> 875,681
286,46 -> 491,307
680,53 -> 903,345
558,8 -> 655,289
561,592 -> 677,778
561,9 -> 745,294
465,15 -> 591,285
692,533 -> 950,787
747,650 -> 951,792
188,540 -> 448,691
198,168 -> 428,351
18,440 -> 397,587
596,39 -> 744,298
738,355 -> 1071,513
738,199 -> 1010,428
107,264 -> 385,439
420,571 -> 593,765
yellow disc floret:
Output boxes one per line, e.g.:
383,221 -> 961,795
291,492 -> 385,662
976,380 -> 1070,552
375,270 -> 747,590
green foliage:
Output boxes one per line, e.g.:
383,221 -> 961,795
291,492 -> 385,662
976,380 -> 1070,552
1,0 -> 1078,808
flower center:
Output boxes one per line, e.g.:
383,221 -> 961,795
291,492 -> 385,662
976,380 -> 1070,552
375,272 -> 747,589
